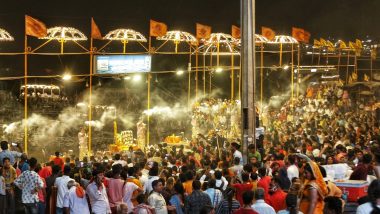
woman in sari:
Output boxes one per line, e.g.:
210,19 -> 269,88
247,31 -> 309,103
297,154 -> 328,214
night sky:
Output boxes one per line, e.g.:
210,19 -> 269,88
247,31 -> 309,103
1,0 -> 380,43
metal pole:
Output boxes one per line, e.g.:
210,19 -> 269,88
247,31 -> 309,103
196,46 -> 199,100
241,0 -> 256,163
231,54 -> 235,100
260,43 -> 264,111
147,74 -> 151,146
24,33 -> 28,153
297,44 -> 300,98
188,45 -> 192,107
291,43 -> 294,106
88,37 -> 93,155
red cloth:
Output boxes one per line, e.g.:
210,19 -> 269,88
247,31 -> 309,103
268,190 -> 287,212
257,176 -> 271,203
233,208 -> 258,214
39,166 -> 52,179
53,157 -> 64,170
232,183 -> 254,206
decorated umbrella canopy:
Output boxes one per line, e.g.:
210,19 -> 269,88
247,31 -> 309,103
103,29 -> 147,53
235,34 -> 268,48
198,33 -> 239,56
0,28 -> 14,41
156,30 -> 197,53
268,35 -> 299,44
40,26 -> 88,53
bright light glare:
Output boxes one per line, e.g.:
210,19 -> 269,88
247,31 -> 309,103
176,70 -> 184,75
215,67 -> 223,73
62,73 -> 72,81
283,65 -> 289,70
124,76 -> 131,80
311,69 -> 317,72
133,75 -> 142,81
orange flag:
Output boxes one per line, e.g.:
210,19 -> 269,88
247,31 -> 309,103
303,31 -> 311,43
196,23 -> 212,40
261,27 -> 275,40
25,15 -> 47,38
292,27 -> 305,42
150,19 -> 167,37
231,25 -> 240,39
91,18 -> 102,39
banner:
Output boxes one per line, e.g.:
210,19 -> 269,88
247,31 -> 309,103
150,19 -> 167,37
196,23 -> 212,40
231,25 -> 240,39
25,15 -> 47,38
303,31 -> 311,43
292,27 -> 304,42
91,18 -> 102,39
261,27 -> 275,40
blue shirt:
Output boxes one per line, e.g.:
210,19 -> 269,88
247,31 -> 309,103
0,150 -> 22,165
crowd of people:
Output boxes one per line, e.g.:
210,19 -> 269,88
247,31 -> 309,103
0,83 -> 379,214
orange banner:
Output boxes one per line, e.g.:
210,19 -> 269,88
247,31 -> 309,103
150,19 -> 167,37
261,27 -> 275,40
231,25 -> 240,39
196,23 -> 212,40
303,31 -> 311,43
91,18 -> 102,39
292,27 -> 304,42
25,15 -> 47,38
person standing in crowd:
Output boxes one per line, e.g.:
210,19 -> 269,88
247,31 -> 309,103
147,179 -> 175,214
286,155 -> 299,183
323,196 -> 342,214
356,179 -> 380,214
277,193 -> 303,214
0,164 -> 6,214
0,141 -> 22,165
231,142 -> 243,165
231,172 -> 253,206
86,167 -> 111,214
145,164 -> 159,194
349,153 -> 373,180
107,164 -> 125,213
134,193 -> 154,214
204,179 -> 223,208
112,154 -> 127,167
251,187 -> 276,214
53,152 -> 64,170
54,165 -> 73,214
2,157 -> 17,214
185,180 -> 211,214
35,164 -> 47,214
78,127 -> 88,160
122,170 -> 143,213
182,170 -> 194,195
63,180 -> 90,214
257,167 -> 271,202
14,157 -> 44,214
299,161 -> 328,214
267,176 -> 287,212
215,170 -> 228,191
169,182 -> 185,214
215,188 -> 241,214
233,190 -> 258,214
45,164 -> 61,213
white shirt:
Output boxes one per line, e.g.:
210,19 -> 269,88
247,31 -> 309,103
123,182 -> 139,213
357,202 -> 380,214
0,176 -> 5,195
287,165 -> 299,182
55,175 -> 74,208
112,160 -> 128,167
215,176 -> 228,191
144,176 -> 159,194
147,191 -> 168,214
252,199 -> 276,214
233,150 -> 243,165
63,186 -> 90,214
86,182 -> 111,214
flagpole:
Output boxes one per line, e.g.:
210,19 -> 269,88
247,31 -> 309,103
297,44 -> 300,98
195,45 -> 199,100
346,50 -> 350,84
203,54 -> 206,96
147,74 -> 151,147
209,51 -> 213,94
260,43 -> 264,111
24,26 -> 28,154
231,51 -> 235,100
279,43 -> 283,66
88,24 -> 94,156
188,45 -> 191,107
291,43 -> 294,107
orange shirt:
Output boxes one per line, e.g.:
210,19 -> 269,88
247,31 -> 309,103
268,190 -> 287,212
183,180 -> 193,195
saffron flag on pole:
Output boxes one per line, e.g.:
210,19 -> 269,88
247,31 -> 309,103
91,18 -> 102,39
25,15 -> 47,38
364,74 -> 370,82
261,27 -> 275,40
196,23 -> 212,40
326,40 -> 335,51
349,41 -> 356,49
320,38 -> 327,47
339,41 -> 347,49
313,39 -> 321,48
292,27 -> 305,42
231,25 -> 240,39
150,19 -> 167,37
355,39 -> 363,49
303,31 -> 311,43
